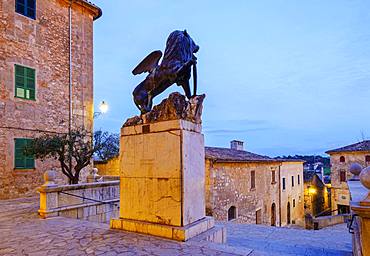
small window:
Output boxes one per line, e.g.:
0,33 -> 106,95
271,170 -> 276,183
228,206 -> 236,221
298,174 -> 300,185
15,0 -> 36,19
14,65 -> 36,100
14,138 -> 34,169
282,177 -> 286,190
291,176 -> 295,187
339,156 -> 345,163
293,199 -> 296,207
340,170 -> 346,182
366,155 -> 370,162
251,170 -> 256,189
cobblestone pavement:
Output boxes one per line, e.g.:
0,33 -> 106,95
225,222 -> 353,256
0,197 -> 249,256
0,197 -> 353,256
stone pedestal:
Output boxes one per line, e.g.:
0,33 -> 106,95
348,166 -> 370,256
111,93 -> 225,242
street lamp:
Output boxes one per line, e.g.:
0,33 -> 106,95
94,101 -> 109,118
99,101 -> 108,113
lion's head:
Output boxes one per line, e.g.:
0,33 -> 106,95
162,30 -> 199,66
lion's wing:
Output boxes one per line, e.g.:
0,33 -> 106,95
132,50 -> 163,75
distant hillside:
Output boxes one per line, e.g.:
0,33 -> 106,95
275,155 -> 330,169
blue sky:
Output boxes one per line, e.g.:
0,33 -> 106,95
92,1 -> 370,156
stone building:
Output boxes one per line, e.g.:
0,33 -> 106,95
303,171 -> 331,217
326,140 -> 370,215
0,0 -> 102,199
205,140 -> 305,226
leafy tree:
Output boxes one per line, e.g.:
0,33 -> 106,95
94,131 -> 119,161
26,129 -> 118,184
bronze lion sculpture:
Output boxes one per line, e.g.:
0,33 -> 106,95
132,30 -> 199,114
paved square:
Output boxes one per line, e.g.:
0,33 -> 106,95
0,198 -> 352,256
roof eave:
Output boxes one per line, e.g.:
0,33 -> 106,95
326,150 -> 370,155
65,0 -> 102,21
206,157 -> 281,164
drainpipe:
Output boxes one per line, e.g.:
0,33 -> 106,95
68,1 -> 73,177
278,163 -> 282,226
68,1 -> 73,131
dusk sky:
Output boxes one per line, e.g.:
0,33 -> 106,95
92,1 -> 370,157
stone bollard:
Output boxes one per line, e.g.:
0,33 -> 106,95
38,170 -> 59,218
349,166 -> 370,255
42,169 -> 57,187
349,163 -> 362,181
359,166 -> 370,205
87,168 -> 102,183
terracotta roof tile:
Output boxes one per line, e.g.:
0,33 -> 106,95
205,146 -> 277,163
326,140 -> 370,154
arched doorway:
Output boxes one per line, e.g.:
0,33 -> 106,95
271,203 -> 276,226
287,202 -> 291,225
228,206 -> 236,221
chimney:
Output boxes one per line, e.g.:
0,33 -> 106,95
230,140 -> 244,151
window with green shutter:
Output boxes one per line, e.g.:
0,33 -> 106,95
14,138 -> 35,169
14,64 -> 36,100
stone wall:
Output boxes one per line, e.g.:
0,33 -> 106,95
206,160 -> 305,227
205,160 -> 281,225
38,181 -> 119,223
94,156 -> 120,176
0,0 -> 97,199
305,214 -> 350,230
329,151 -> 370,214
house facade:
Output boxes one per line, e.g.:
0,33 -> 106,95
326,140 -> 370,215
0,0 -> 101,199
205,141 -> 305,227
303,171 -> 331,217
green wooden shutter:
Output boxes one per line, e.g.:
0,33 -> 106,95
25,139 -> 35,168
14,65 -> 36,100
14,138 -> 35,169
14,139 -> 25,168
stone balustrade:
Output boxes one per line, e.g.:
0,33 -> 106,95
38,170 -> 120,223
347,164 -> 370,256
306,214 -> 351,230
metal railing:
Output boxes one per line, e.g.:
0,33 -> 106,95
59,191 -> 117,205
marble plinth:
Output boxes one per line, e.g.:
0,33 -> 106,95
111,119 -> 224,242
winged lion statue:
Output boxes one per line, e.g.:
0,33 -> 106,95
132,30 -> 199,114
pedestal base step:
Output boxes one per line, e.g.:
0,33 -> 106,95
189,224 -> 227,244
110,216 -> 224,242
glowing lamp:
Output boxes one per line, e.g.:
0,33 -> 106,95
99,101 -> 109,113
308,187 -> 317,195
